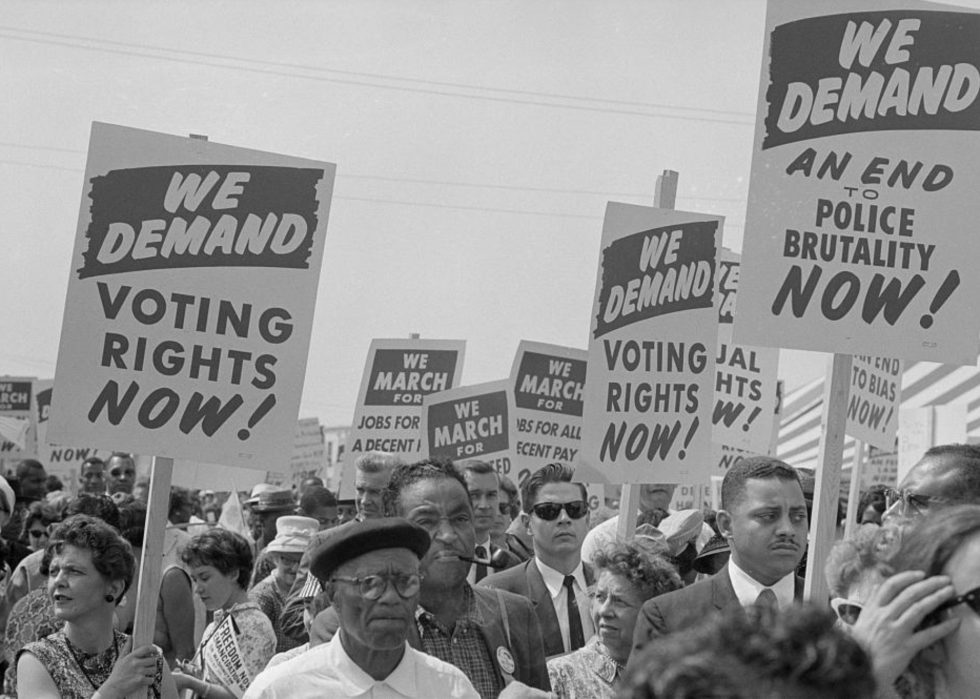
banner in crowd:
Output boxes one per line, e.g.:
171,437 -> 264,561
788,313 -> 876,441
339,338 -> 465,497
0,376 -> 36,456
578,202 -> 722,484
735,2 -> 980,365
289,417 -> 325,489
421,380 -> 514,475
845,355 -> 902,451
48,123 -> 335,468
713,250 -> 779,453
202,613 -> 253,698
509,340 -> 586,488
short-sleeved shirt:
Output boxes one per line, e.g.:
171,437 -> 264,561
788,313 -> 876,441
248,572 -> 302,654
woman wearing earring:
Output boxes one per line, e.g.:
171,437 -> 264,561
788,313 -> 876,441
15,514 -> 177,699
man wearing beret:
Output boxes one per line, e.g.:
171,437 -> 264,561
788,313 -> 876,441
243,517 -> 478,698
383,458 -> 552,698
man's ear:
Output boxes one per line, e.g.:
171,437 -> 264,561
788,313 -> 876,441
716,509 -> 734,540
521,512 -> 532,537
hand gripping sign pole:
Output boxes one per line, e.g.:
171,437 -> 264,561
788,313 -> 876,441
616,169 -> 679,543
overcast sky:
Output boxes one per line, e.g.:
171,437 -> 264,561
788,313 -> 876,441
8,0 -> 969,430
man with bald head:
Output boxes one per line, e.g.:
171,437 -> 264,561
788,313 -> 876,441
883,443 -> 980,522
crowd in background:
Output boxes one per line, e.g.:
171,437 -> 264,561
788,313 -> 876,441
0,445 -> 975,697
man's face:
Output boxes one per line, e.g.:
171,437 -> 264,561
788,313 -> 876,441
883,455 -> 962,522
259,511 -> 282,543
80,462 -> 106,495
308,505 -> 339,531
171,500 -> 194,525
106,456 -> 136,495
337,503 -> 357,525
464,470 -> 499,541
355,469 -> 390,519
19,466 -> 47,501
638,484 -> 676,514
524,482 -> 590,565
718,477 -> 808,586
330,548 -> 421,658
398,477 -> 474,591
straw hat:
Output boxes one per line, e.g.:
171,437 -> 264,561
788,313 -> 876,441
265,515 -> 319,555
249,489 -> 296,514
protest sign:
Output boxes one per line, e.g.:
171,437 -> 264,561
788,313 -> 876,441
898,404 -> 966,482
339,338 -> 465,497
421,380 -> 514,476
846,355 -> 902,450
32,380 -> 108,493
202,614 -> 252,698
713,251 -> 779,453
510,341 -> 586,487
734,1 -> 980,365
47,123 -> 335,468
578,202 -> 721,484
290,417 -> 325,489
0,377 -> 36,457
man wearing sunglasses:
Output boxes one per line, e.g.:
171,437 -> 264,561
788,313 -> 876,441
244,517 -> 479,698
631,457 -> 808,658
456,460 -> 521,583
479,462 -> 595,658
883,443 -> 980,523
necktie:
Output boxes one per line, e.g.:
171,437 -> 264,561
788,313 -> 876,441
563,575 -> 586,651
755,587 -> 778,610
475,545 -> 489,582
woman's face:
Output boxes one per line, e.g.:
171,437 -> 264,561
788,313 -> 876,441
942,531 -> 980,692
189,563 -> 241,612
591,570 -> 644,664
274,552 -> 302,589
47,544 -> 118,623
27,519 -> 50,551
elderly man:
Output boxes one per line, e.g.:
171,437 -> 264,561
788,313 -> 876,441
883,443 -> 980,522
244,517 -> 478,698
631,456 -> 808,658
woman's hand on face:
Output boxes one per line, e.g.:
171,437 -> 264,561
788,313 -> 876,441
101,640 -> 161,696
851,571 -> 961,689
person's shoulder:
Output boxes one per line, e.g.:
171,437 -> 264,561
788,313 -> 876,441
245,643 -> 332,698
644,573 -> 716,610
478,559 -> 530,589
472,583 -> 534,613
407,645 -> 480,695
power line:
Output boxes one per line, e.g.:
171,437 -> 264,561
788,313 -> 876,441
0,31 -> 755,126
0,25 -> 756,120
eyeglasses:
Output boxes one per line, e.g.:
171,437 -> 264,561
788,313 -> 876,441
531,500 -> 589,521
330,573 -> 423,600
830,597 -> 863,625
934,585 -> 980,618
28,529 -> 47,538
884,488 -> 951,513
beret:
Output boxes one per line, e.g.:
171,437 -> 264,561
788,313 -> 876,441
310,517 -> 430,582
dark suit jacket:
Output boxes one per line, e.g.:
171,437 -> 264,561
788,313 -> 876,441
407,585 -> 551,692
630,563 -> 805,659
478,558 -> 595,658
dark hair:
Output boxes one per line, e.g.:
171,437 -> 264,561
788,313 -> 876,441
47,515 -> 135,603
383,457 -> 470,517
856,485 -> 888,524
16,459 -> 44,479
300,486 -> 338,514
919,443 -> 980,503
456,459 -> 497,478
499,474 -> 520,517
168,486 -> 194,518
81,457 -> 105,470
22,501 -> 63,540
520,462 -> 587,513
117,500 -> 147,548
593,541 -> 682,602
721,456 -> 802,512
622,604 -> 875,699
45,475 -> 64,492
66,493 -> 121,531
180,528 -> 253,589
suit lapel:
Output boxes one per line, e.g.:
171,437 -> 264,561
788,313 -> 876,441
711,563 -> 740,610
525,560 -> 563,654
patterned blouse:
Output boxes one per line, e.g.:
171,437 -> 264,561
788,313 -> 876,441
3,588 -> 61,696
547,637 -> 623,699
248,572 -> 303,654
200,601 -> 276,686
16,630 -> 163,699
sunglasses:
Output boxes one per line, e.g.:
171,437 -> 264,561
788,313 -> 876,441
830,597 -> 863,625
883,488 -> 951,513
330,573 -> 423,600
29,529 -> 47,538
531,500 -> 589,521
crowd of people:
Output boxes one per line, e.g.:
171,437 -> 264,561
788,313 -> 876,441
0,444 -> 977,697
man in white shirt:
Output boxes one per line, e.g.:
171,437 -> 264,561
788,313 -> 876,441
479,462 -> 595,658
244,517 -> 478,699
630,456 -> 808,658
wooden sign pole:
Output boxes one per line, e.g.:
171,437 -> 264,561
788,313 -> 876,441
803,354 -> 852,602
844,439 -> 865,539
616,169 -> 679,543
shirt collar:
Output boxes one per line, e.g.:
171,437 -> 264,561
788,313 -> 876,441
535,557 -> 587,598
727,558 -> 796,609
332,634 -> 420,697
474,537 -> 492,556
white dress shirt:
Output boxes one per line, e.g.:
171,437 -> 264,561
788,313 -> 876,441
243,634 -> 478,699
534,558 -> 595,653
466,536 -> 493,585
727,557 -> 796,610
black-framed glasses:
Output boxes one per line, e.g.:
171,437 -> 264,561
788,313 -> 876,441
330,573 -> 423,600
884,488 -> 951,513
934,585 -> 980,618
830,597 -> 863,625
531,500 -> 589,521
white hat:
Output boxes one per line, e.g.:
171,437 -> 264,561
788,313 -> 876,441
245,482 -> 278,507
658,509 -> 705,556
265,515 -> 318,555
0,476 -> 16,515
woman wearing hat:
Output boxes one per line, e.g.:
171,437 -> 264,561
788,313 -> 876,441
248,516 -> 318,654
247,490 -> 297,587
